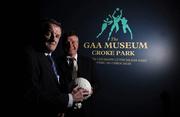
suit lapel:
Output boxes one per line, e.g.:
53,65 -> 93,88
39,53 -> 60,84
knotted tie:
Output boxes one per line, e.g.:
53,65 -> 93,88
67,57 -> 78,80
71,57 -> 78,80
47,55 -> 60,83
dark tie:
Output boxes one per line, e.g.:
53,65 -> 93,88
67,57 -> 78,80
72,58 -> 77,80
67,57 -> 78,94
47,55 -> 60,83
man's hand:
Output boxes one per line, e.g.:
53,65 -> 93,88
71,86 -> 89,102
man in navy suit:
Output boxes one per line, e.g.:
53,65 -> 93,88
57,31 -> 97,117
22,19 -> 89,117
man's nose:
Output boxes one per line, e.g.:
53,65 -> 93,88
48,33 -> 55,42
50,33 -> 55,40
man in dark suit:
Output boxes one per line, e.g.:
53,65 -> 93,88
57,31 -> 97,117
22,19 -> 89,117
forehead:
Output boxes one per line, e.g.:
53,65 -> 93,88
50,24 -> 61,33
67,35 -> 78,41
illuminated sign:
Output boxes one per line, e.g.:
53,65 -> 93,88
83,8 -> 149,65
96,8 -> 133,40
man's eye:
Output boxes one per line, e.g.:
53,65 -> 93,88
56,34 -> 60,39
44,32 -> 51,38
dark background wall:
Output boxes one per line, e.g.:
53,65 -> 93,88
22,0 -> 180,116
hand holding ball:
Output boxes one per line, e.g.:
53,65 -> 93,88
75,77 -> 92,100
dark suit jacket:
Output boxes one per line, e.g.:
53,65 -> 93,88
57,55 -> 97,117
22,46 -> 69,117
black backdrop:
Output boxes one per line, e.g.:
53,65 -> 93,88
20,0 -> 180,117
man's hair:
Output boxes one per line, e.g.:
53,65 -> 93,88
40,18 -> 61,27
39,18 -> 62,36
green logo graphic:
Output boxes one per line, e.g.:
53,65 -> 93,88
96,8 -> 133,40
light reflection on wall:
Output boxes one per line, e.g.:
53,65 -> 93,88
146,33 -> 175,73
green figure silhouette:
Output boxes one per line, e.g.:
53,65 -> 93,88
108,8 -> 122,41
96,17 -> 113,38
121,17 -> 133,40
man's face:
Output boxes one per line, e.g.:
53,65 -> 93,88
67,35 -> 79,57
44,24 -> 61,53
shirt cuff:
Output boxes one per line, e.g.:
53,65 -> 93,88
68,93 -> 73,107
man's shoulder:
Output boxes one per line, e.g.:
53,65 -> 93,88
23,45 -> 45,62
78,55 -> 91,60
55,55 -> 67,65
24,45 -> 36,54
78,55 -> 94,63
56,55 -> 66,61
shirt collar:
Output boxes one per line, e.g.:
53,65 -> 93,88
44,52 -> 52,56
67,54 -> 78,61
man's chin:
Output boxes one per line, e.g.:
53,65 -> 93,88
47,46 -> 56,52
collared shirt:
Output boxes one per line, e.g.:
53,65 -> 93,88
44,53 -> 60,83
66,54 -> 78,71
66,54 -> 78,107
44,52 -> 51,56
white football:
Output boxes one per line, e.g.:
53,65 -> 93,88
75,77 -> 92,99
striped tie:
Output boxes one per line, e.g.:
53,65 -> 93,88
72,57 -> 77,80
47,55 -> 60,83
